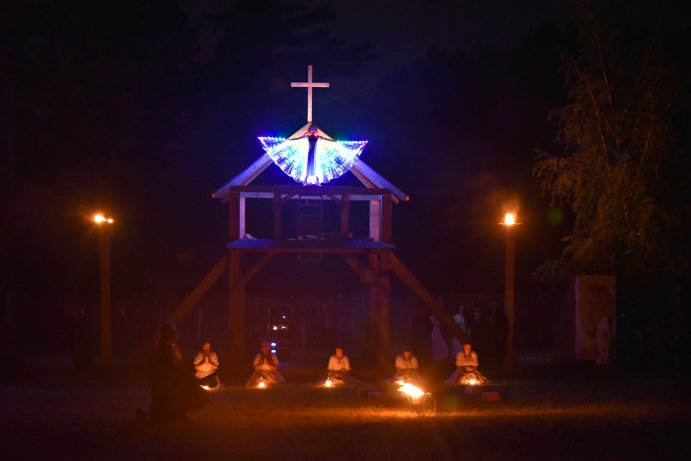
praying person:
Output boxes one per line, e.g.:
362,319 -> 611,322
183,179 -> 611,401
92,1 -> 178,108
326,346 -> 358,384
246,341 -> 285,387
445,342 -> 487,385
388,346 -> 423,386
194,341 -> 220,388
139,323 -> 208,423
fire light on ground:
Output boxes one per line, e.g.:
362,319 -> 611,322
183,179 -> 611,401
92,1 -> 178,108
396,380 -> 429,405
324,379 -> 333,388
257,380 -> 267,389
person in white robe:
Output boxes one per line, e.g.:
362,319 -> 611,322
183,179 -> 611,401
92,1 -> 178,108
446,342 -> 487,385
246,341 -> 285,387
388,346 -> 423,386
194,341 -> 220,388
325,346 -> 358,384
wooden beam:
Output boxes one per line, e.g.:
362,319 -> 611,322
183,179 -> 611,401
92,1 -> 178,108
369,199 -> 381,241
228,191 -> 240,241
381,194 -> 392,243
344,254 -> 374,283
388,252 -> 469,344
168,255 -> 227,325
213,153 -> 273,199
351,159 -> 409,203
228,250 -> 245,367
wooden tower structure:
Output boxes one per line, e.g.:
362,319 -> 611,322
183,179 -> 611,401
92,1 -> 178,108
166,66 -> 468,367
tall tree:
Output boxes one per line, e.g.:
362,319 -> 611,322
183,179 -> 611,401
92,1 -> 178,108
533,2 -> 690,277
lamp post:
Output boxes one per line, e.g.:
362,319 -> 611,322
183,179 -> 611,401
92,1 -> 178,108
500,212 -> 518,370
93,213 -> 114,368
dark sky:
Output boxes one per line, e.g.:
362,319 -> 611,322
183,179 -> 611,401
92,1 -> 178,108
181,0 -> 570,96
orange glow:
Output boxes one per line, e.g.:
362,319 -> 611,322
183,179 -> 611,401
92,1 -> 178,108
324,379 -> 333,388
503,213 -> 516,226
93,213 -> 114,225
257,380 -> 267,389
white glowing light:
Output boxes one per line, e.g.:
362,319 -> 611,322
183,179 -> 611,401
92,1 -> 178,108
503,213 -> 516,226
93,213 -> 114,225
397,382 -> 425,399
324,379 -> 333,388
257,380 -> 267,389
200,385 -> 211,391
258,135 -> 367,185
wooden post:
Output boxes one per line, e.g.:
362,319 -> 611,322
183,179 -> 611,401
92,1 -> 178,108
378,252 -> 391,365
504,228 -> 516,369
228,249 -> 245,367
227,191 -> 244,367
99,227 -> 111,368
369,199 -> 381,241
228,191 -> 240,241
381,195 -> 392,243
239,195 -> 246,239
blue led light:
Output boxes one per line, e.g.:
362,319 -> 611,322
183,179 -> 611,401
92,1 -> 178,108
258,135 -> 367,185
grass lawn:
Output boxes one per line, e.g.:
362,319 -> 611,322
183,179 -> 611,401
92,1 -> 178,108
1,370 -> 690,460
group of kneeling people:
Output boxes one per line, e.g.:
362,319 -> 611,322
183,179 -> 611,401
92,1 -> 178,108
245,340 -> 487,389
140,323 -> 486,423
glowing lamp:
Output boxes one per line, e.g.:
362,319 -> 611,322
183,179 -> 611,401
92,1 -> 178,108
200,385 -> 210,391
503,213 -> 516,226
324,379 -> 333,388
257,380 -> 267,389
93,213 -> 114,225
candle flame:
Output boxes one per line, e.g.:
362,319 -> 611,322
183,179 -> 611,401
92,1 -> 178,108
257,380 -> 267,389
324,379 -> 333,388
503,213 -> 516,226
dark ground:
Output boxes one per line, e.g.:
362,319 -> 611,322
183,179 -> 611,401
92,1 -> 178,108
1,365 -> 690,461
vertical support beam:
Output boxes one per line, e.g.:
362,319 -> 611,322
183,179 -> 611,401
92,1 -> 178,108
239,195 -> 246,239
228,249 -> 245,368
340,194 -> 350,234
367,251 -> 380,364
228,191 -> 240,241
378,252 -> 392,365
99,227 -> 111,368
504,229 -> 516,369
273,192 -> 282,240
381,194 -> 392,243
369,199 -> 381,242
227,191 -> 242,367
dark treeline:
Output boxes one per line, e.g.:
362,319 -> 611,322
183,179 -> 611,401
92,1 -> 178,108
1,0 -> 689,355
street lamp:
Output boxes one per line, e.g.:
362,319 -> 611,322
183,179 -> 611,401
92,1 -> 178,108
500,212 -> 519,369
93,212 -> 114,368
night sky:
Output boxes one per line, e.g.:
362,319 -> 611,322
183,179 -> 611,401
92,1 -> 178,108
1,0 -> 689,352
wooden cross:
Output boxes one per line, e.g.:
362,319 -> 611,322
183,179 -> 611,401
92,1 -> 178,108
291,65 -> 330,123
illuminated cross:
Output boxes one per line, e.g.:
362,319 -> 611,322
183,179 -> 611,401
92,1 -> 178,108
291,65 -> 330,123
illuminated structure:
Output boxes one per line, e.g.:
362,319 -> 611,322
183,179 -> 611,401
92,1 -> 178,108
164,65 -> 469,367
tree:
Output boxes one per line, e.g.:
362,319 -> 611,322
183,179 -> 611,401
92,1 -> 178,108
533,2 -> 690,277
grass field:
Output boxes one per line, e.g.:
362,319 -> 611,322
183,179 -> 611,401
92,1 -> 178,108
1,370 -> 690,460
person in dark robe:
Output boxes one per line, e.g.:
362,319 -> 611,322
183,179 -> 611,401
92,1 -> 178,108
140,323 -> 208,422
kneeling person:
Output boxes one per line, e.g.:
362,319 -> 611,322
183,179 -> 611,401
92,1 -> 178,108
194,341 -> 220,389
326,346 -> 359,385
246,341 -> 285,388
389,346 -> 423,386
446,342 -> 487,385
